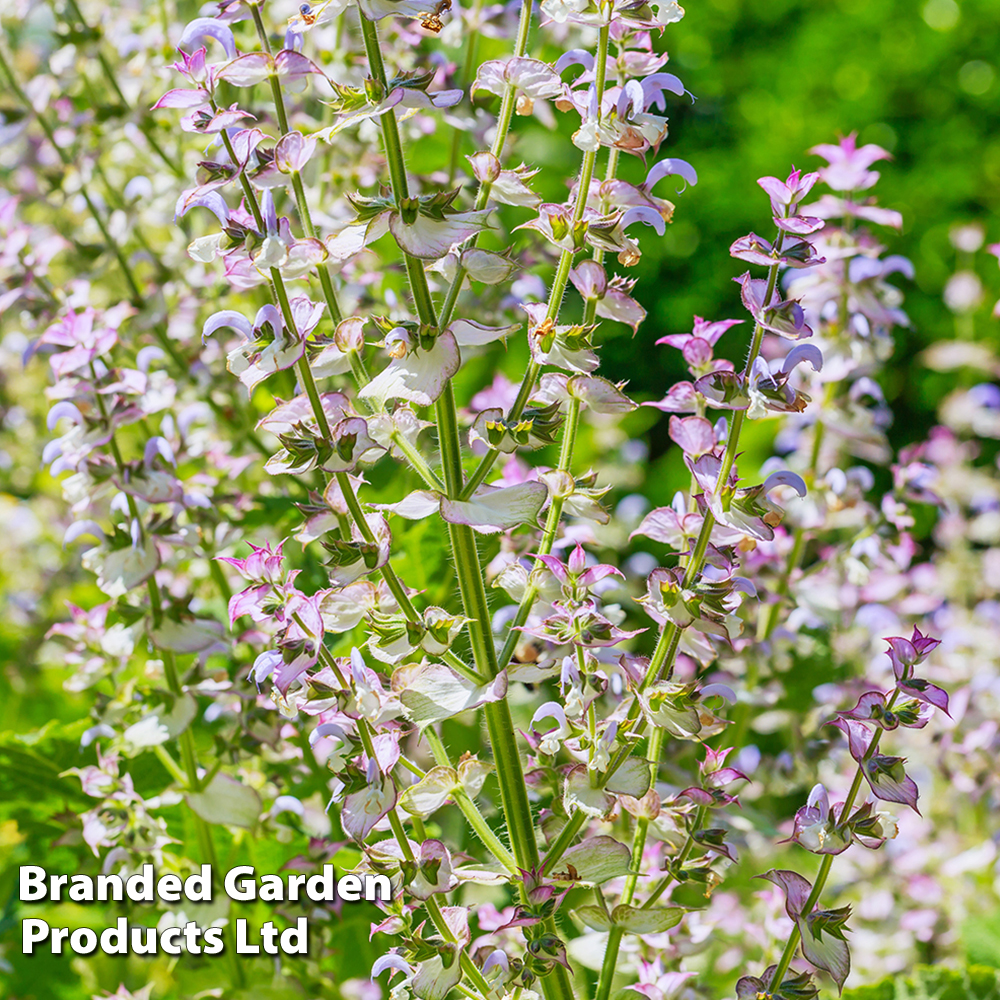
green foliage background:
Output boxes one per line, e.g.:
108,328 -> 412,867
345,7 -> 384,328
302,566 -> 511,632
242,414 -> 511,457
2,0 -> 999,996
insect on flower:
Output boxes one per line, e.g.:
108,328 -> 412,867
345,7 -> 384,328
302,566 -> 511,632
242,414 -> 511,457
419,0 -> 451,32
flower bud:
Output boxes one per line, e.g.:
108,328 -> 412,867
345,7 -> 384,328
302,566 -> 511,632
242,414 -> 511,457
467,151 -> 501,184
274,130 -> 317,174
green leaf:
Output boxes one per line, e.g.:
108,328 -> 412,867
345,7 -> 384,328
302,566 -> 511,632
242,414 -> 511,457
609,904 -> 685,934
559,835 -> 632,884
563,766 -> 613,817
186,773 -> 262,828
573,904 -> 612,932
573,901 -> 684,934
964,911 -> 1000,970
411,954 -> 462,1000
397,766 -> 459,819
605,756 -> 652,798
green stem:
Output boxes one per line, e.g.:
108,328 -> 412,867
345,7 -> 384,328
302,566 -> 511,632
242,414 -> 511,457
597,236 -> 789,993
153,744 -> 188,786
459,23 -> 611,496
493,395 -> 580,671
595,728 -> 662,1000
766,717 -> 887,988
222,130 -> 486,685
422,728 -> 517,872
321,648 -> 496,997
358,14 -> 440,331
397,755 -> 427,778
471,28 -> 615,655
433,412 -> 543,873
334,470 -> 480,682
460,444 -> 501,499
437,0 -> 535,328
458,362 -> 538,499
436,383 -> 465,492
640,804 -> 707,909
249,1 -> 275,59
597,926 -> 625,1000
217,126 -> 266,232
360,15 -> 575,999
391,431 -> 447,491
540,810 -> 587,873
439,376 -> 577,1000
227,108 -> 475,687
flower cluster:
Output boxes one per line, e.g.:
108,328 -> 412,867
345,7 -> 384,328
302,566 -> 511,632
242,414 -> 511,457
2,1 -> 991,999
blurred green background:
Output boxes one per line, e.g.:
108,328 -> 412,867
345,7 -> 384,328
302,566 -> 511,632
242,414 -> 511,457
2,0 -> 999,995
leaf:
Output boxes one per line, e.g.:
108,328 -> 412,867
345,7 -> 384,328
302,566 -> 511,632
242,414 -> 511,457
411,955 -> 462,1000
392,662 -> 508,726
216,52 -> 273,87
573,903 -> 683,934
122,694 -> 197,754
452,863 -> 510,886
449,318 -> 518,346
359,331 -> 461,407
460,248 -> 518,284
573,905 -> 613,931
798,912 -> 851,992
405,840 -> 457,900
82,539 -> 160,598
439,482 -> 548,534
610,904 -> 685,934
605,756 -> 652,798
186,773 -> 262,828
563,766 -> 613,818
457,756 -> 494,798
559,836 -> 632,884
397,766 -> 458,818
759,869 -> 814,917
842,965 -> 1000,1000
567,374 -> 637,413
388,211 -> 491,261
372,490 -> 442,520
151,618 -> 226,653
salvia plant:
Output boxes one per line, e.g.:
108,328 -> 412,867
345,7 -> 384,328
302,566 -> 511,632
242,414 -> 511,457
5,0 -> 997,998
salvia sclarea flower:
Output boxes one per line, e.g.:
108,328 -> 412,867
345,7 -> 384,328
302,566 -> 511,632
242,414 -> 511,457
740,628 -> 947,997
3,0 -> 970,995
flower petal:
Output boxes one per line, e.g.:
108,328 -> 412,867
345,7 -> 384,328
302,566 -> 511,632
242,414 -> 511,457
359,331 -> 461,407
440,482 -> 548,534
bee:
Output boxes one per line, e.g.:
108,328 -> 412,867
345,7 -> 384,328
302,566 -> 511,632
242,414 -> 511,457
289,1 -> 329,29
419,0 -> 451,33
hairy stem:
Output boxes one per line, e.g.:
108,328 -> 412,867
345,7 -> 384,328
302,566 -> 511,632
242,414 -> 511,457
422,727 -> 517,872
594,728 -> 662,1000
318,646 -> 496,996
597,235 -> 789,989
766,707 -> 890,987
249,3 -> 345,327
356,15 -> 577,999
437,0 -> 535,329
